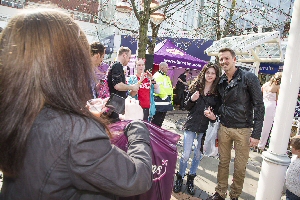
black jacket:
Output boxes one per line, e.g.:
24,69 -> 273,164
1,107 -> 152,200
184,92 -> 221,134
107,62 -> 127,98
218,68 -> 265,139
176,73 -> 187,90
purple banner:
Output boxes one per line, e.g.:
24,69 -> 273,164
154,40 -> 207,70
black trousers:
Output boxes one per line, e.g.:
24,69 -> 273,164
143,108 -> 149,121
151,111 -> 167,127
177,88 -> 185,109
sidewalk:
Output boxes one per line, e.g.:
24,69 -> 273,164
163,109 -> 287,200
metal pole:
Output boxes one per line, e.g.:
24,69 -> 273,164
256,0 -> 300,199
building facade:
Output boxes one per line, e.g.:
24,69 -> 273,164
197,0 -> 294,40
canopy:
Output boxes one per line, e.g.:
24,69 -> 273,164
154,40 -> 207,69
204,31 -> 284,75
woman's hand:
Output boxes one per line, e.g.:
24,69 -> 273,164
191,91 -> 200,101
86,97 -> 109,118
146,70 -> 153,80
204,107 -> 216,120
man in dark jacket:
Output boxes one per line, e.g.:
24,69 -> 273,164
107,47 -> 139,98
209,48 -> 264,200
175,69 -> 190,110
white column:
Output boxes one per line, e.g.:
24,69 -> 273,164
253,61 -> 260,76
256,0 -> 300,199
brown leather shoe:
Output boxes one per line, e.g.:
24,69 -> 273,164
207,192 -> 225,200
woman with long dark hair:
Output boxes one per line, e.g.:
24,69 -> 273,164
173,63 -> 221,195
0,9 -> 152,199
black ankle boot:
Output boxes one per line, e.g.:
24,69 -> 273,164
186,173 -> 196,195
173,172 -> 183,193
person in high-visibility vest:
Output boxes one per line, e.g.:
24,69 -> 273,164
151,62 -> 173,127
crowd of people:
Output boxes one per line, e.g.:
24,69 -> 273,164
0,8 -> 299,200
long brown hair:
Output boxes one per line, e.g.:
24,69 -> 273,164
0,9 -> 110,176
189,63 -> 220,95
269,72 -> 282,86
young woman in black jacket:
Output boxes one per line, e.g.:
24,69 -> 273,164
173,63 -> 221,195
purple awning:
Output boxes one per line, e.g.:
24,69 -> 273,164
154,40 -> 207,69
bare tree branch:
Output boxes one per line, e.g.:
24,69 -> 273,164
95,15 -> 138,34
129,0 -> 141,22
150,0 -> 184,14
223,0 -> 236,37
165,0 -> 194,19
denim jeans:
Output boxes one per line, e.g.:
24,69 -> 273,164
286,189 -> 300,200
179,130 -> 204,177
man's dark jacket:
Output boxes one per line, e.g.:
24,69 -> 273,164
107,62 -> 127,98
218,67 -> 265,139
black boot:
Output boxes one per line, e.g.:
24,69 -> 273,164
173,172 -> 183,193
186,173 -> 196,195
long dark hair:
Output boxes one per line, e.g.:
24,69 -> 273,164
0,9 -> 110,176
189,63 -> 220,95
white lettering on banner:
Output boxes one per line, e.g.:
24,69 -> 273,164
259,66 -> 274,71
163,59 -> 202,68
152,159 -> 168,181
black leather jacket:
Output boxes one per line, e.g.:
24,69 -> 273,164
218,68 -> 265,139
184,92 -> 221,134
1,108 -> 152,200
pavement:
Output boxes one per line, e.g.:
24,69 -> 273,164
162,109 -> 287,200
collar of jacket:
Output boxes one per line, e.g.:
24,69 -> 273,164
218,67 -> 242,84
158,70 -> 166,76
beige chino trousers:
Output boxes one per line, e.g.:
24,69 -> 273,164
215,124 -> 252,199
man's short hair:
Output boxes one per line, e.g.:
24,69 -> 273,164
118,46 -> 131,56
90,42 -> 105,56
291,135 -> 300,150
159,62 -> 168,69
219,48 -> 236,58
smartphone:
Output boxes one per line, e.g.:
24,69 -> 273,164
105,93 -> 125,114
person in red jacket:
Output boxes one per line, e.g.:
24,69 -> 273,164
128,59 -> 159,121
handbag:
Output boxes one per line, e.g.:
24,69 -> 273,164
108,120 -> 180,200
203,120 -> 220,157
154,96 -> 173,112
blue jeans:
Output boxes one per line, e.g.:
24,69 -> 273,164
286,189 -> 300,200
179,130 -> 204,177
